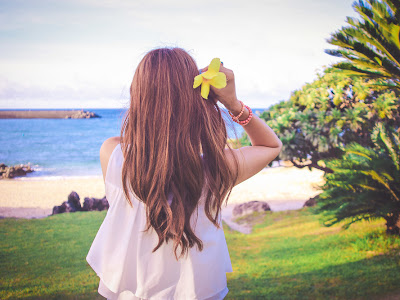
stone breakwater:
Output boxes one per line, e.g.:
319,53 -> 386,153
0,109 -> 100,119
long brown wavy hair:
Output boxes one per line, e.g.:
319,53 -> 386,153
120,47 -> 239,259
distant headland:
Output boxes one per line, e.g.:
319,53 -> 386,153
0,109 -> 100,119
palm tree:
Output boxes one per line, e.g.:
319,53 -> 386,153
311,122 -> 400,235
325,0 -> 400,90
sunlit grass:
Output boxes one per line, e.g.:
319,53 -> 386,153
224,208 -> 400,299
0,212 -> 104,299
0,208 -> 399,299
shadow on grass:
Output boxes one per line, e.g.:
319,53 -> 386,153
226,254 -> 400,300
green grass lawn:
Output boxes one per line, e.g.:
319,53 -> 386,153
1,208 -> 399,299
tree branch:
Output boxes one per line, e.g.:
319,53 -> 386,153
289,159 -> 334,173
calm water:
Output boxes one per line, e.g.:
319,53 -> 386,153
0,108 -> 266,178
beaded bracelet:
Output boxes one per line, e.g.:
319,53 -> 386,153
237,105 -> 253,126
228,100 -> 245,121
228,101 -> 253,126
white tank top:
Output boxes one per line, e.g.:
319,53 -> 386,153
86,144 -> 233,300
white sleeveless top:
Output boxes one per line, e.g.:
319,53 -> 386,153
86,144 -> 233,300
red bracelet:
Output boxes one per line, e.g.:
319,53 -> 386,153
228,101 -> 245,121
229,102 -> 253,126
236,105 -> 253,126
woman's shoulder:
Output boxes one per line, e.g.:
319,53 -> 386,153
100,137 -> 121,183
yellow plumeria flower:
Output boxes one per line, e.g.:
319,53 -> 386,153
193,58 -> 227,99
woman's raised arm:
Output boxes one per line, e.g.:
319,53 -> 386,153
208,64 -> 283,186
224,103 -> 283,186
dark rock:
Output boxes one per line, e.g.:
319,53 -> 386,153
82,196 -> 109,211
303,196 -> 318,207
232,201 -> 271,217
97,196 -> 109,211
52,191 -> 81,215
0,163 -> 34,179
67,191 -> 82,211
52,201 -> 69,214
82,197 -> 95,211
52,203 -> 64,215
52,191 -> 109,215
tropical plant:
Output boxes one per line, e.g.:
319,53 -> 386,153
311,122 -> 400,235
259,67 -> 400,173
237,131 -> 251,147
325,0 -> 400,90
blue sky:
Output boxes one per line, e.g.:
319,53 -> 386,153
0,0 -> 357,109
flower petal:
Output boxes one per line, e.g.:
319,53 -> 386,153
193,74 -> 203,88
201,70 -> 217,80
210,72 -> 227,89
209,58 -> 221,73
201,82 -> 210,99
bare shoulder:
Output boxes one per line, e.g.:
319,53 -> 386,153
100,136 -> 121,183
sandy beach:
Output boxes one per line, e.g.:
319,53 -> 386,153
0,176 -> 106,219
0,166 -> 325,219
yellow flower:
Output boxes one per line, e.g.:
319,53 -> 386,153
193,58 -> 227,99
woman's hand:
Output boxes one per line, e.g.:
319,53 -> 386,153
200,64 -> 242,113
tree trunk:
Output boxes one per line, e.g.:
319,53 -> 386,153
384,212 -> 400,235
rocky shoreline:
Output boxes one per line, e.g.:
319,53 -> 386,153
0,192 -> 317,236
0,109 -> 100,119
0,163 -> 34,179
52,191 -> 109,215
0,167 -> 325,224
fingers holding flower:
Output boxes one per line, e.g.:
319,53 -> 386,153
193,58 -> 227,99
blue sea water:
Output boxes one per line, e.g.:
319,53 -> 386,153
0,108 -> 266,178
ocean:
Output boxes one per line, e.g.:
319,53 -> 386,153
0,108 -> 266,179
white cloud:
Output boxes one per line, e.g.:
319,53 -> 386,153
0,0 -> 358,108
